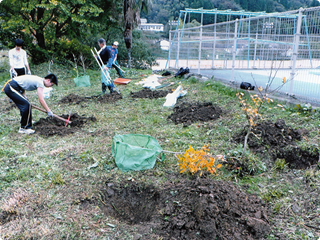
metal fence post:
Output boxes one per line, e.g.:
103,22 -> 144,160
253,31 -> 258,68
175,31 -> 180,69
168,31 -> 172,68
289,7 -> 303,94
231,19 -> 238,82
166,13 -> 182,70
212,13 -> 217,69
198,11 -> 203,74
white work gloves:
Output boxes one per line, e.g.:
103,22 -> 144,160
10,69 -> 17,78
28,70 -> 31,75
47,111 -> 53,117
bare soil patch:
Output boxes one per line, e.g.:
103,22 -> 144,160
58,93 -> 88,104
0,101 -> 16,112
0,211 -> 21,225
96,92 -> 122,103
58,93 -> 122,105
99,176 -> 270,240
33,113 -> 96,137
233,119 -> 318,169
168,102 -> 222,126
130,88 -> 170,99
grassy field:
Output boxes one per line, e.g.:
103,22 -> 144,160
0,59 -> 320,239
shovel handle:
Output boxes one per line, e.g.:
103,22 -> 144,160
159,75 -> 175,82
65,112 -> 72,127
32,105 -> 72,124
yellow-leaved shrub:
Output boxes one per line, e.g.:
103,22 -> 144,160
177,144 -> 222,176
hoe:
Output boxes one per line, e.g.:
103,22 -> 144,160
32,105 -> 72,127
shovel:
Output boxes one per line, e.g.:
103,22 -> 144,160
158,75 -> 175,83
155,82 -> 175,89
32,105 -> 72,126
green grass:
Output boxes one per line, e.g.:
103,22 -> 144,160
0,62 -> 320,239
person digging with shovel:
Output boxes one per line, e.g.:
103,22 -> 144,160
2,74 -> 58,134
96,38 -> 115,94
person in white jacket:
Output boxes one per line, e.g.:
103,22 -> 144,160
8,39 -> 31,77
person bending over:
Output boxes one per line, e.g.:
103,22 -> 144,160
2,74 -> 58,134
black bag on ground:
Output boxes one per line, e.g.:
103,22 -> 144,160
175,67 -> 190,77
240,82 -> 255,90
162,71 -> 171,76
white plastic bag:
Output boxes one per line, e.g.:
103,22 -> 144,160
43,87 -> 53,99
163,85 -> 187,107
136,74 -> 162,90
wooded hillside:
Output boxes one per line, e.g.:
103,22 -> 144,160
144,0 -> 320,25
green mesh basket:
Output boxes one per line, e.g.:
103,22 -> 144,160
112,134 -> 164,172
74,75 -> 91,87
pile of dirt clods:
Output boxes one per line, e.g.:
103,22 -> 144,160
233,119 -> 318,169
99,177 -> 270,240
96,92 -> 122,103
33,113 -> 96,137
58,93 -> 122,105
58,93 -> 88,104
130,88 -> 170,99
234,119 -> 303,151
168,102 -> 222,126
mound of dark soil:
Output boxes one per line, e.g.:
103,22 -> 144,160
96,92 -> 122,103
233,119 -> 317,169
234,119 -> 303,151
130,88 -> 170,99
168,102 -> 222,126
99,177 -> 270,240
58,94 -> 88,104
33,113 -> 96,137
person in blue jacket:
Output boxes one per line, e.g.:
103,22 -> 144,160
107,41 -> 125,78
97,38 -> 115,94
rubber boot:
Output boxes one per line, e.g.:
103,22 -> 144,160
108,85 -> 114,94
102,83 -> 107,94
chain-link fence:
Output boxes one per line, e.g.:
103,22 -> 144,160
166,7 -> 320,103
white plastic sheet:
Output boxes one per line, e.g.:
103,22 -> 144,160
136,74 -> 162,89
163,85 -> 187,107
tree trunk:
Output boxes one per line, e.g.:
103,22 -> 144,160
35,31 -> 46,49
124,26 -> 132,68
242,125 -> 252,156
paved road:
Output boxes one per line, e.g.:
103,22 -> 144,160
192,69 -> 320,106
153,59 -> 320,105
